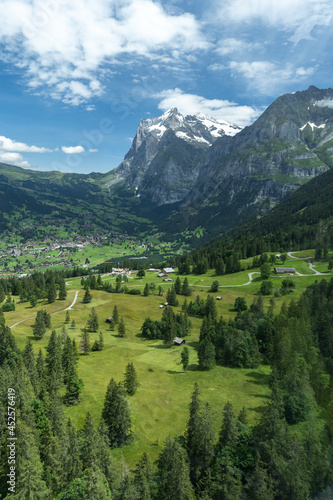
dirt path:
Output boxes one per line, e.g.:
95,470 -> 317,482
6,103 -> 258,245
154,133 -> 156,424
9,290 -> 79,329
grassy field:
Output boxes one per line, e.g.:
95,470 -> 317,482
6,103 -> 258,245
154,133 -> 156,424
5,254 -> 333,469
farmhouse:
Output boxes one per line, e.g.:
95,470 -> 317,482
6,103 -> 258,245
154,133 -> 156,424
174,337 -> 186,346
274,267 -> 296,274
162,267 -> 175,274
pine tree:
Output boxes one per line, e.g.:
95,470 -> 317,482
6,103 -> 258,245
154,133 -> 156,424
33,310 -> 46,339
217,402 -> 238,452
118,317 -> 126,337
45,331 -> 63,392
71,319 -> 76,328
144,283 -> 150,296
65,310 -> 70,324
124,362 -> 139,395
246,454 -> 274,500
80,328 -> 91,355
166,286 -> 179,306
102,378 -> 132,448
181,277 -> 192,296
22,339 -> 39,394
212,452 -> 243,500
157,436 -> 195,500
99,331 -> 104,350
48,277 -> 57,303
58,278 -> 67,300
181,346 -> 189,372
113,305 -> 119,324
175,276 -> 182,294
134,452 -> 155,500
64,419 -> 82,487
36,348 -> 46,393
198,334 -> 216,371
83,287 -> 92,303
162,307 -> 177,347
86,307 -> 99,332
205,295 -> 217,322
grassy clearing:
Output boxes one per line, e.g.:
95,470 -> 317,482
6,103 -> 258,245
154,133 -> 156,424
6,255 -> 331,468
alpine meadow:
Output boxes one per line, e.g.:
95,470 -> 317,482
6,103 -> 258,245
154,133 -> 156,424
0,1 -> 333,499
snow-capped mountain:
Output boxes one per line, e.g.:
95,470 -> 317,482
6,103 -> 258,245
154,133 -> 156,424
105,108 -> 241,204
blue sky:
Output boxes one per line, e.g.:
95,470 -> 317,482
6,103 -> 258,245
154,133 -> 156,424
0,0 -> 332,174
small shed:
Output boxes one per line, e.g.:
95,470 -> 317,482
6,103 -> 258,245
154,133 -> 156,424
158,273 -> 167,278
159,305 -> 164,309
274,267 -> 296,274
174,337 -> 186,346
216,296 -> 222,300
105,317 -> 113,323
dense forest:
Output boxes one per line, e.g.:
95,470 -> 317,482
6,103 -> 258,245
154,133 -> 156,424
1,270 -> 332,499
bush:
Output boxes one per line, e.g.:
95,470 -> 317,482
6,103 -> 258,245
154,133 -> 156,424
2,302 -> 15,312
127,288 -> 141,295
260,280 -> 273,295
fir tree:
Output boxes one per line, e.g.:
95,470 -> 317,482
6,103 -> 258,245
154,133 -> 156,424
144,283 -> 150,296
216,402 -> 238,452
22,339 -> 39,394
157,436 -> 195,500
33,310 -> 46,339
198,334 -> 216,371
162,307 -> 177,347
48,277 -> 57,303
45,331 -> 63,392
113,305 -> 119,324
118,317 -> 126,337
102,378 -> 132,448
175,276 -> 182,294
99,331 -> 104,350
181,346 -> 190,372
58,278 -> 67,300
65,310 -> 70,324
246,454 -> 274,500
80,328 -> 91,355
166,286 -> 179,306
124,362 -> 139,395
181,277 -> 192,296
64,419 -> 82,487
83,287 -> 92,303
134,452 -> 155,500
71,319 -> 76,328
86,307 -> 99,332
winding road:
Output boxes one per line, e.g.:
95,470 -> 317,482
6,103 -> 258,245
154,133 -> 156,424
9,290 -> 79,329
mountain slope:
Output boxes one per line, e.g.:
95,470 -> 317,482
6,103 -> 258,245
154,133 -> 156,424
103,108 -> 241,205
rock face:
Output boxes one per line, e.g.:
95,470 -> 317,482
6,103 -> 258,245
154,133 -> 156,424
104,86 -> 333,237
107,108 -> 241,205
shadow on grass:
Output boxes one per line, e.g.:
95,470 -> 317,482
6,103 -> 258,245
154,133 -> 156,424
250,404 -> 267,415
167,370 -> 183,374
246,371 -> 271,386
147,344 -> 169,349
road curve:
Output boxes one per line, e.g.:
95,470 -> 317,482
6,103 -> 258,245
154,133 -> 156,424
9,290 -> 79,329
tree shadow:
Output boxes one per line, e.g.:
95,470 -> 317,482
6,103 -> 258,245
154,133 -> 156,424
167,370 -> 183,374
147,344 -> 169,349
246,371 -> 271,386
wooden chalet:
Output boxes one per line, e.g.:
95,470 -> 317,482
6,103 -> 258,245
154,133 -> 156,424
174,337 -> 186,346
274,267 -> 296,274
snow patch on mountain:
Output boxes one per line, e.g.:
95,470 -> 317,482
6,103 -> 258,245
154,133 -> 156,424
300,122 -> 326,131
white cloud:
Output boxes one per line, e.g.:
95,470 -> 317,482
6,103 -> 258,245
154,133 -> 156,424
62,145 -> 85,154
0,0 -> 208,105
228,60 -> 315,95
314,99 -> 333,108
216,38 -> 262,56
0,151 -> 30,168
0,135 -> 52,153
155,88 -> 262,127
89,148 -> 98,153
214,0 -> 332,42
86,105 -> 96,111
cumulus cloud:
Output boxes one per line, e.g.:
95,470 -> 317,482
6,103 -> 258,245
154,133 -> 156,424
214,0 -> 332,42
89,148 -> 98,152
0,135 -> 52,153
155,88 -> 263,127
0,0 -> 208,105
61,145 -> 85,154
314,99 -> 333,108
228,61 -> 315,95
0,151 -> 30,168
